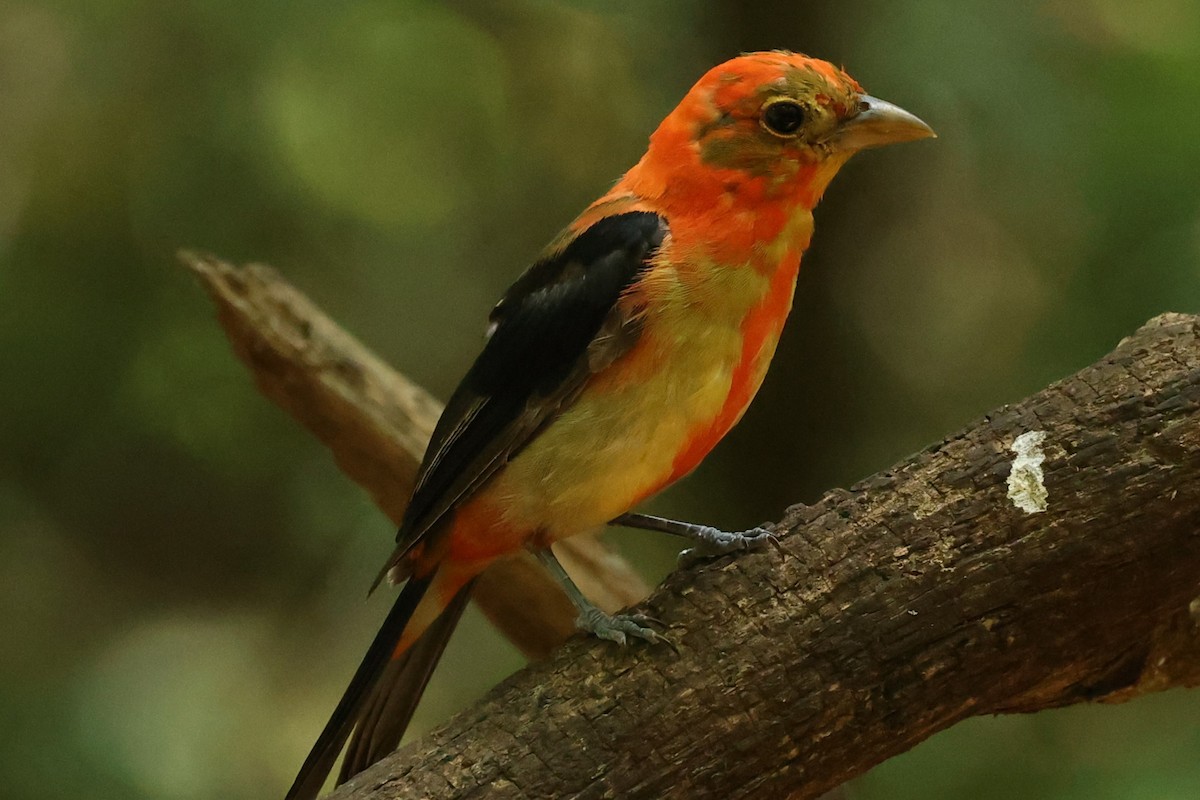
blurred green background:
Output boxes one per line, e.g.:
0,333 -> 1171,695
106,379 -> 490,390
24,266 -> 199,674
2,1 -> 1198,798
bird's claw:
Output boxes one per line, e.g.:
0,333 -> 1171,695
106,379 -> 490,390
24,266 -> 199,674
576,607 -> 676,652
678,525 -> 778,567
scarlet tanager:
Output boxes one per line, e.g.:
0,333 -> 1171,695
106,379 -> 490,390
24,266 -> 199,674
286,50 -> 933,799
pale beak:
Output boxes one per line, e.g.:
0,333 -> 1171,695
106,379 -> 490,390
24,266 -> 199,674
830,94 -> 936,151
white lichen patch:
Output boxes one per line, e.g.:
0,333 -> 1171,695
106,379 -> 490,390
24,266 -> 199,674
1007,430 -> 1048,513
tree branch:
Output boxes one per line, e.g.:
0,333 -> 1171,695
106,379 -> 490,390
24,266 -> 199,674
328,313 -> 1200,799
181,252 -> 648,660
184,252 -> 1200,797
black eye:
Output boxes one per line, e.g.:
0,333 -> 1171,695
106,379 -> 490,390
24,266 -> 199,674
761,100 -> 806,136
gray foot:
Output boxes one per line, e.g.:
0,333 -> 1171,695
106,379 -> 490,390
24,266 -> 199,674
679,525 -> 777,566
576,606 -> 672,649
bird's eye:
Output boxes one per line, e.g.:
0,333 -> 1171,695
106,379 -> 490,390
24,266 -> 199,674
761,100 -> 806,137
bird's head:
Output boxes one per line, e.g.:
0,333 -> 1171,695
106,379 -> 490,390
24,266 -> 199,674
638,51 -> 934,210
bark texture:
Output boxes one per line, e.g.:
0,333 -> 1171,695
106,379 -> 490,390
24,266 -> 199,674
182,252 -> 648,659
325,313 -> 1200,800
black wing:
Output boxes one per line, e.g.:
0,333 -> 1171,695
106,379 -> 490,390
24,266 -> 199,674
382,210 -> 667,577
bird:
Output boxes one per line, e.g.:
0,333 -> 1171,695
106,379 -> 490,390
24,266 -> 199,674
285,50 -> 934,799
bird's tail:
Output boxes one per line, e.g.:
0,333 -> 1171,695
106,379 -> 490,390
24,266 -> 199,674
338,580 -> 473,781
285,566 -> 476,800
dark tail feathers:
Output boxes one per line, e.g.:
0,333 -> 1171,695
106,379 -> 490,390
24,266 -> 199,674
285,575 -> 474,800
339,582 -> 473,781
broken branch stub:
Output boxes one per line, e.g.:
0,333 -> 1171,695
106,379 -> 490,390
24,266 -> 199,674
181,251 -> 650,659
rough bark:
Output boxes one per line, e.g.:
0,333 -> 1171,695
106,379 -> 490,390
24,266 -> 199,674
320,312 -> 1200,800
181,252 -> 648,659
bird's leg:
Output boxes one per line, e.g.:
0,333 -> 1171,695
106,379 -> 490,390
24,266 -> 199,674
610,512 -> 777,565
533,547 -> 670,648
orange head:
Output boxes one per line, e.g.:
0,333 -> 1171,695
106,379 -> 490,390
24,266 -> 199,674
625,51 -> 934,213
